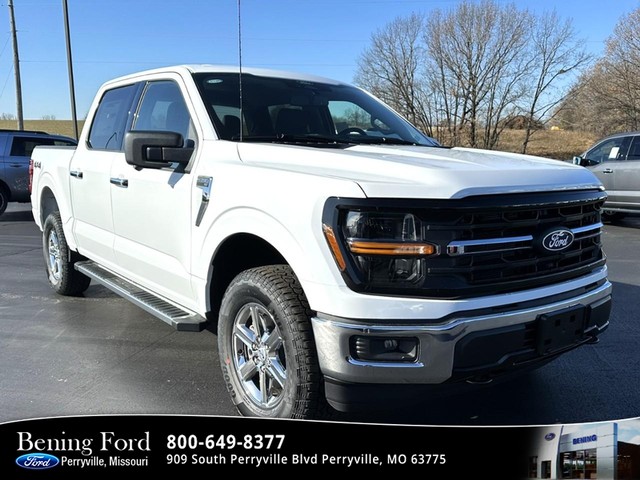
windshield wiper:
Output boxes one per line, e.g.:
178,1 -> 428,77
234,134 -> 354,145
346,136 -> 424,146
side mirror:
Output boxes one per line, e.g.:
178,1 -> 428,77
573,156 -> 598,167
124,131 -> 193,169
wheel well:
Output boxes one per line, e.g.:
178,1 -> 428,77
208,233 -> 288,321
40,187 -> 59,224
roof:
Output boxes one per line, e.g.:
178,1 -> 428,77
103,64 -> 347,87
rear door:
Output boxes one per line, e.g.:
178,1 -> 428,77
583,135 -> 632,201
69,84 -> 139,267
613,135 -> 640,212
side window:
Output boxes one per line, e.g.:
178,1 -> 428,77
132,80 -> 195,147
88,84 -> 137,151
625,136 -> 640,161
10,137 -> 54,157
585,136 -> 631,163
328,100 -> 396,139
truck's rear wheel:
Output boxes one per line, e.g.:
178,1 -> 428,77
218,265 -> 324,419
43,212 -> 91,296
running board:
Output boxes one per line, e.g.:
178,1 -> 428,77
75,261 -> 206,332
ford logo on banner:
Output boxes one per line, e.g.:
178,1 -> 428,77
15,453 -> 60,470
544,433 -> 556,441
541,229 -> 574,252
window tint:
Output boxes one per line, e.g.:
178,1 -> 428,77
88,84 -> 137,151
585,136 -> 631,163
626,136 -> 640,160
9,137 -> 75,157
132,81 -> 194,146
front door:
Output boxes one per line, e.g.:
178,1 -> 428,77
583,135 -> 632,204
110,79 -> 198,308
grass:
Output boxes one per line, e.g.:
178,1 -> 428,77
0,120 -> 84,139
495,129 -> 599,161
0,120 -> 598,161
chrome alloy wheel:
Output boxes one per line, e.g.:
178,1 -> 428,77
47,230 -> 62,282
232,303 -> 286,409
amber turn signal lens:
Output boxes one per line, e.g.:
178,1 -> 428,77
322,224 -> 347,271
347,241 -> 436,256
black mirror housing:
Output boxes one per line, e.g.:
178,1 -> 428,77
573,156 -> 598,167
124,131 -> 193,169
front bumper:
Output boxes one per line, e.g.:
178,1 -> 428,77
312,280 -> 611,406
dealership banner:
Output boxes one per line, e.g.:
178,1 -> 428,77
1,415 -> 534,477
3,415 -> 640,478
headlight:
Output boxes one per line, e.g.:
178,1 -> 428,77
323,208 -> 438,291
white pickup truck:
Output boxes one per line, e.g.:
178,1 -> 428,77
31,65 -> 611,418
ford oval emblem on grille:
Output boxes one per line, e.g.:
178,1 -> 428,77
542,229 -> 574,252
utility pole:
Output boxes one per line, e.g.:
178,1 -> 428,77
7,0 -> 24,130
62,0 -> 78,140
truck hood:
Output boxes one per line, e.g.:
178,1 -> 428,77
236,143 -> 602,199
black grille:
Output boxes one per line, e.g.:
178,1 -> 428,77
419,192 -> 605,297
327,190 -> 607,299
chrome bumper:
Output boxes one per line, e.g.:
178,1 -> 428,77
311,281 -> 612,384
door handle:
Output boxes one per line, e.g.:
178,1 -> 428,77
602,168 -> 614,174
70,170 -> 83,179
110,177 -> 129,188
9,163 -> 23,168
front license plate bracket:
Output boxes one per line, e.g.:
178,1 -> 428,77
536,305 -> 586,356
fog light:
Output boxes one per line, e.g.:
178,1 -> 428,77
350,336 -> 418,362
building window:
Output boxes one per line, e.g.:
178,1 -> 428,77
561,449 -> 597,479
541,460 -> 551,479
529,456 -> 538,478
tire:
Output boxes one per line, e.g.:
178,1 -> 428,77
0,186 -> 8,216
43,212 -> 91,295
602,210 -> 626,223
218,265 -> 326,419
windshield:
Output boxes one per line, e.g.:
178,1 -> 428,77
192,72 -> 439,147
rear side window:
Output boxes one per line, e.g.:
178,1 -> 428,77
88,84 -> 137,151
626,136 -> 640,161
9,137 -> 75,157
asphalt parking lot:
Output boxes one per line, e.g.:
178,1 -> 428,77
1,203 -> 639,426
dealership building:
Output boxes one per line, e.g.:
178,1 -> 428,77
529,422 -> 640,479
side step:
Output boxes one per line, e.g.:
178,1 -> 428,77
75,261 -> 207,332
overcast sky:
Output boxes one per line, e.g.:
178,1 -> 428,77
0,0 -> 638,119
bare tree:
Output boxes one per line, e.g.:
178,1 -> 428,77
520,11 -> 590,153
424,1 -> 531,148
355,0 -> 591,151
555,7 -> 640,136
355,13 -> 434,136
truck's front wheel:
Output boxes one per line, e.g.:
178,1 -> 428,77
43,212 -> 91,296
218,265 -> 324,419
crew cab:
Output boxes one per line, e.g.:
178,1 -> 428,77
30,65 -> 611,418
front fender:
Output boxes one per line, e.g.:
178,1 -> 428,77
193,206 -> 337,311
